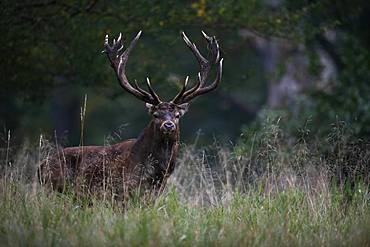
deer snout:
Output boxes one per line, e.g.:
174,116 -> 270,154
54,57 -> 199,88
161,121 -> 176,133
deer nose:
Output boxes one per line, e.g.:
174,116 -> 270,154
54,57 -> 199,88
162,121 -> 175,131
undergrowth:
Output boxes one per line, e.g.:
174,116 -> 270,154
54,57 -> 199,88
0,117 -> 369,246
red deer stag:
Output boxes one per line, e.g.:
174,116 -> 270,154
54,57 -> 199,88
40,31 -> 223,200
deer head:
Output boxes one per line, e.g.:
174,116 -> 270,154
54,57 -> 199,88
103,31 -> 223,137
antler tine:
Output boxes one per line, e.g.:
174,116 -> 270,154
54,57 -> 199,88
146,77 -> 161,103
201,30 -> 212,41
171,76 -> 189,103
172,31 -> 223,104
201,31 -> 221,64
103,31 -> 161,105
182,58 -> 223,102
173,74 -> 202,104
119,31 -> 141,69
134,79 -> 150,95
181,32 -> 207,65
185,73 -> 202,95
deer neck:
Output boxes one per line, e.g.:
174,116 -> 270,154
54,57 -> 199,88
131,120 -> 179,171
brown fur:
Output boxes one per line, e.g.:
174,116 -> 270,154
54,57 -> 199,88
41,30 -> 223,201
40,110 -> 180,200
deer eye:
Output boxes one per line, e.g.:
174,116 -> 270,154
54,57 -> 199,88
175,112 -> 180,118
153,112 -> 160,118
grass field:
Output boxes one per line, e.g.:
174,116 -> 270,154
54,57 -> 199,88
1,122 -> 369,246
1,179 -> 369,246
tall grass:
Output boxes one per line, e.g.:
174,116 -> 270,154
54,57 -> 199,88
0,118 -> 369,246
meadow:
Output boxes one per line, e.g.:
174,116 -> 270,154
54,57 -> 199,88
1,119 -> 369,246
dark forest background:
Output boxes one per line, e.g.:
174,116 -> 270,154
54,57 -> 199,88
1,0 -> 370,147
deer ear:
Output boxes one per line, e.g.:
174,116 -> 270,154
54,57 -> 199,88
177,103 -> 189,116
145,103 -> 155,114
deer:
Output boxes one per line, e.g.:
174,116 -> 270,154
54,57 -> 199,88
40,30 -> 223,200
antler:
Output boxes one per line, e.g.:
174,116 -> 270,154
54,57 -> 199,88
103,31 -> 161,105
172,31 -> 223,104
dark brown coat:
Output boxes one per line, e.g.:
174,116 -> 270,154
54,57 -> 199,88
41,119 -> 179,199
40,30 -> 223,201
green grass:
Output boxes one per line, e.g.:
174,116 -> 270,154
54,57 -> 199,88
0,179 -> 369,246
1,120 -> 369,246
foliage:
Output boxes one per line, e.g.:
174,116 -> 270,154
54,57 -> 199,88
276,0 -> 370,137
1,181 -> 369,246
236,109 -> 369,186
310,35 -> 370,136
0,0 -> 267,143
1,103 -> 370,245
1,0 -> 370,143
